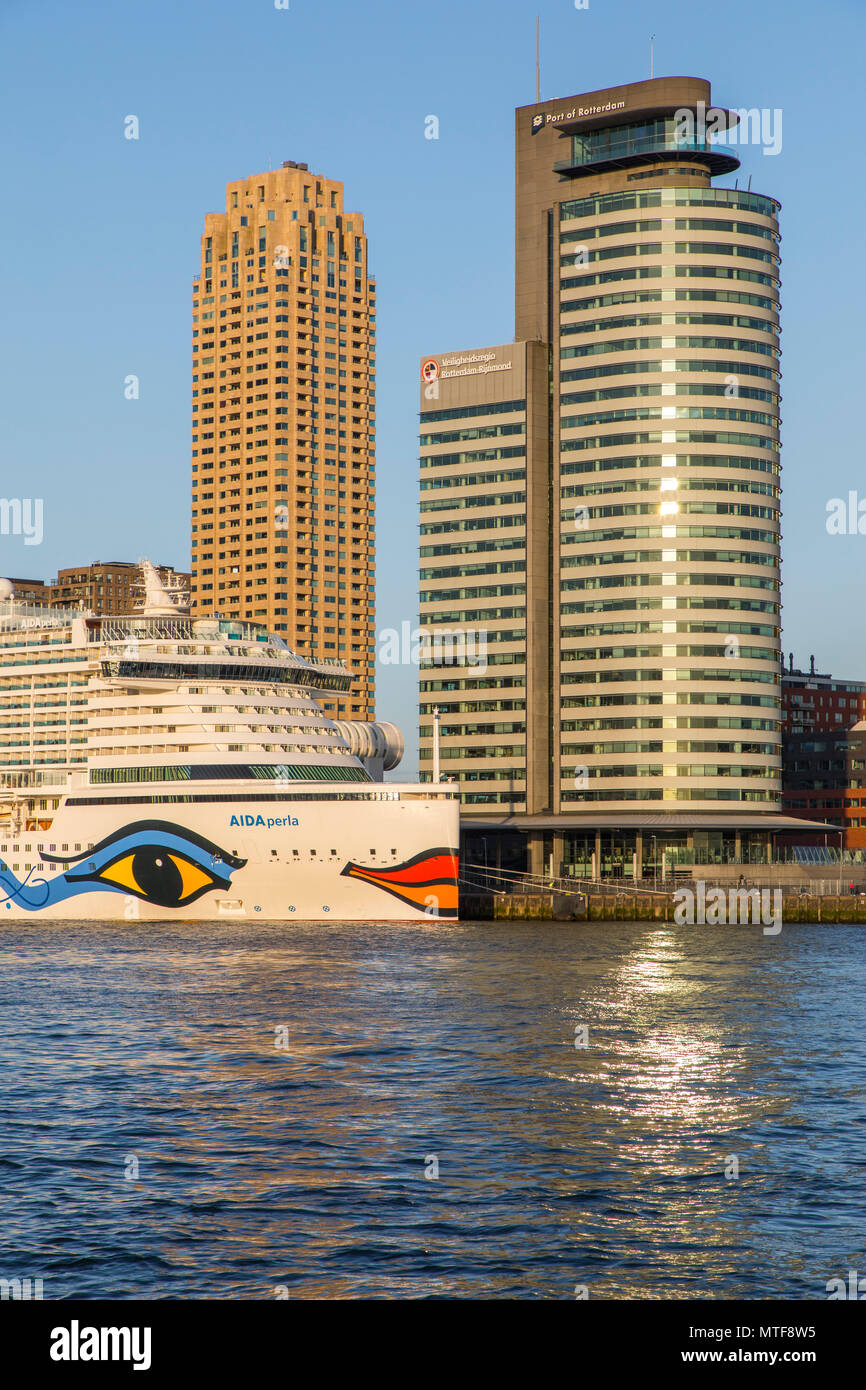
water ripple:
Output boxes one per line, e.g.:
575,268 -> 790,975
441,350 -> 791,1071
0,919 -> 864,1298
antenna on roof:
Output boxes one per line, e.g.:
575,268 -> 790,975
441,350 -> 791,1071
650,34 -> 655,80
536,17 -> 540,103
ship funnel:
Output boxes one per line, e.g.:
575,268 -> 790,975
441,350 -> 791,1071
331,720 -> 405,780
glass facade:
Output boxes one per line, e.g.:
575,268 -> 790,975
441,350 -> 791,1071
557,187 -> 782,813
559,119 -> 737,172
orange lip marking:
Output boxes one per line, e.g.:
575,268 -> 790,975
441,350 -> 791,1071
341,847 -> 459,916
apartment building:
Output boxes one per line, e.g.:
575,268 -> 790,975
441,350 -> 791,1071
782,658 -> 866,847
190,161 -> 376,718
6,563 -> 190,616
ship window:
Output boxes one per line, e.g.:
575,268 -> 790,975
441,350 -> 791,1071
369,849 -> 375,856
292,849 -> 299,856
330,849 -> 337,856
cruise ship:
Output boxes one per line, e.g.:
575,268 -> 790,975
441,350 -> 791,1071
0,563 -> 459,921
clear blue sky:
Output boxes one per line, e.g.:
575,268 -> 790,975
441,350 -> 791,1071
0,0 -> 863,775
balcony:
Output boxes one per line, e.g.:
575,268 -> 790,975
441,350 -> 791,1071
554,136 -> 739,178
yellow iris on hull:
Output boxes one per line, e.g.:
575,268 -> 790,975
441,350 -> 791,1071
98,851 -> 215,904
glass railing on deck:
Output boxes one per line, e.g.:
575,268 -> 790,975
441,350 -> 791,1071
555,137 -> 738,170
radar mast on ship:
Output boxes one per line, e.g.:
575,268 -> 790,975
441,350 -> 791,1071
132,559 -> 190,617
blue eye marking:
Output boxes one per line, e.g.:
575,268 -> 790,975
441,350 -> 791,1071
0,820 -> 246,912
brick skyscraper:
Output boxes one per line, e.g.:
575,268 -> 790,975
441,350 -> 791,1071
191,161 -> 376,718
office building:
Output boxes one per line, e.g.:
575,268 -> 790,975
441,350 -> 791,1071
420,76 -> 798,876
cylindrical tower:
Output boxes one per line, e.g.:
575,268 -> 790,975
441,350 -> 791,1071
540,83 -> 781,816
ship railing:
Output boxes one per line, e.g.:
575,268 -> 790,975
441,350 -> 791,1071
0,602 -> 83,627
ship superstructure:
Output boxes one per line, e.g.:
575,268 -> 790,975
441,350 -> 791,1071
0,565 -> 458,920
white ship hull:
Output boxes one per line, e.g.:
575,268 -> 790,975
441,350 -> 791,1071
0,786 -> 460,922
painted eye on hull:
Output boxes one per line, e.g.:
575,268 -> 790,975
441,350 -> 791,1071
95,846 -> 221,907
41,820 -> 246,910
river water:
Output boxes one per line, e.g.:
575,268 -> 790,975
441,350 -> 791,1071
1,919 -> 863,1299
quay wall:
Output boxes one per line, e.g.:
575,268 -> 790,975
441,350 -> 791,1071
459,892 -> 866,924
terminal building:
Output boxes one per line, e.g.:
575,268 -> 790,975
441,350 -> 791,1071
419,75 -> 810,879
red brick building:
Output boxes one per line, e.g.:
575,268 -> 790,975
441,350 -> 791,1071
782,657 -> 866,848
